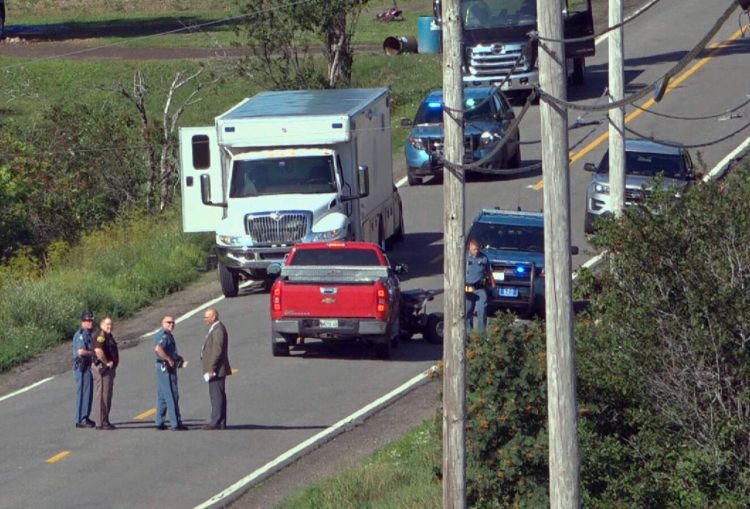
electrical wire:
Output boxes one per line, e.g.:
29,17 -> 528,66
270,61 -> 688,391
621,121 -> 750,150
531,0 -> 663,45
631,94 -> 750,121
537,0 -> 741,113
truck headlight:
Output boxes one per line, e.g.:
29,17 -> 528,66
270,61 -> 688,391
216,235 -> 246,246
409,135 -> 425,151
594,183 -> 610,194
480,131 -> 495,146
310,228 -> 346,242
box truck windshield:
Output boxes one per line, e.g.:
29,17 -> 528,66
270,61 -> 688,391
229,156 -> 337,198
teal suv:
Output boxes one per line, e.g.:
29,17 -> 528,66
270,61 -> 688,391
401,87 -> 522,186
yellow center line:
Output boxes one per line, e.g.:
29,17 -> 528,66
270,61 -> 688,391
46,451 -> 70,464
533,25 -> 748,189
134,408 -> 156,420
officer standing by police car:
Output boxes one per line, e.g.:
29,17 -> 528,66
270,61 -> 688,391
73,309 -> 96,429
465,238 -> 496,332
154,315 -> 187,431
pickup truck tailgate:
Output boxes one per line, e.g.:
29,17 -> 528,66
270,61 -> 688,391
281,282 -> 380,318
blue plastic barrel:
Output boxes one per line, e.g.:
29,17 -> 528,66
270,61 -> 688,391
417,16 -> 442,54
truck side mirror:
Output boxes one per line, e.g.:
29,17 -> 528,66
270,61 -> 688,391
200,174 -> 212,205
267,263 -> 282,276
498,109 -> 515,121
358,165 -> 370,198
583,163 -> 597,172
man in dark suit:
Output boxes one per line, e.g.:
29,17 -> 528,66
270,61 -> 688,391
201,307 -> 232,430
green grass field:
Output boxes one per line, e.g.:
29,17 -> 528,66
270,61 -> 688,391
5,0 -> 431,47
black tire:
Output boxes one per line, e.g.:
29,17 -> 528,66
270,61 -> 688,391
378,221 -> 387,252
373,337 -> 392,359
407,170 -> 422,186
425,312 -> 444,344
271,341 -> 290,357
218,261 -> 239,298
584,211 -> 595,235
508,147 -> 521,169
394,205 -> 405,242
571,57 -> 586,86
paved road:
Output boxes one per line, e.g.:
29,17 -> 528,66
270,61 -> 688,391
1,1 -> 748,507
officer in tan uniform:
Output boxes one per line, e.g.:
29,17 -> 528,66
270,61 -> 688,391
92,316 -> 119,430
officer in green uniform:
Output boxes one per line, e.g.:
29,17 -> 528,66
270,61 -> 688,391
465,239 -> 496,332
73,309 -> 96,428
92,316 -> 119,430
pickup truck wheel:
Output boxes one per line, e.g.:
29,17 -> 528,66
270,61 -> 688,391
394,206 -> 405,242
373,337 -> 391,359
218,261 -> 239,298
271,341 -> 290,357
425,312 -> 444,344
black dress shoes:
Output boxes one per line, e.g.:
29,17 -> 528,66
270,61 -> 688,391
76,420 -> 95,428
156,424 -> 168,430
171,425 -> 188,431
97,423 -> 116,430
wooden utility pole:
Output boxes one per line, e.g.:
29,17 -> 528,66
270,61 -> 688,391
609,0 -> 625,214
537,0 -> 580,507
441,0 -> 466,504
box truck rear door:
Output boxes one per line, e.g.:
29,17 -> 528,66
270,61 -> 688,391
179,127 -> 224,233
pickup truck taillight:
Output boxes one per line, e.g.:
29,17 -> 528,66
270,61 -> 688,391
375,282 -> 389,319
271,282 -> 282,319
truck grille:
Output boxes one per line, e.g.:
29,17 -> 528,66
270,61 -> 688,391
625,188 -> 648,203
246,212 -> 310,245
467,44 -> 524,78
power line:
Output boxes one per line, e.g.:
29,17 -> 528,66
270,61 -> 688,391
531,0 -> 662,45
538,0 -> 742,113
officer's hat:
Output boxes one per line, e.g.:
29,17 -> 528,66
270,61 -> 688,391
80,309 -> 95,321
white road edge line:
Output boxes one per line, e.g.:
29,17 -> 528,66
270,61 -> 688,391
0,376 -> 54,403
193,367 -> 436,509
140,280 -> 256,338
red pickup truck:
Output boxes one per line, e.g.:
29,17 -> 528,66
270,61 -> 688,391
268,241 -> 403,358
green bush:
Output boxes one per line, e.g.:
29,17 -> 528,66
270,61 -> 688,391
463,315 -> 549,508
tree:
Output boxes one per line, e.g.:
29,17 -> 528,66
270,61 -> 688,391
116,66 -> 218,211
234,0 -> 368,89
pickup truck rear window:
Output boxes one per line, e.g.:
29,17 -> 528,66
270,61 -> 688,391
290,249 -> 381,266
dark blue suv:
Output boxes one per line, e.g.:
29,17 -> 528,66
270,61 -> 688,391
466,209 -> 578,316
401,87 -> 522,185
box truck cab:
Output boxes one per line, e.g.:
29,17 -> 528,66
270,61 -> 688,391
179,88 -> 404,298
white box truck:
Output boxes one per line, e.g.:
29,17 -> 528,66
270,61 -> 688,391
179,88 -> 404,297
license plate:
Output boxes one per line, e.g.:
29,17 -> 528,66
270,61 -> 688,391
498,287 -> 518,298
319,319 -> 338,328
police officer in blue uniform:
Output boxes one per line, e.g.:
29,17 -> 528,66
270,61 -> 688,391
465,239 -> 496,332
154,316 -> 187,431
73,309 -> 96,428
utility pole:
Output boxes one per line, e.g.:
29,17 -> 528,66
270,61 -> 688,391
537,0 -> 580,507
441,0 -> 466,504
609,0 -> 625,214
